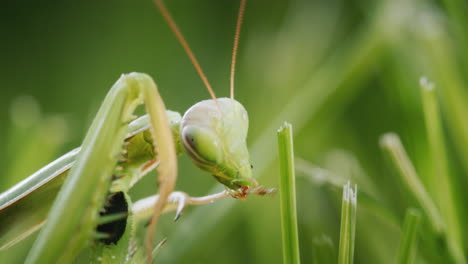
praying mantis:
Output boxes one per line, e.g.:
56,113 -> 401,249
0,0 -> 272,263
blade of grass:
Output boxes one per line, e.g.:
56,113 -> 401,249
277,122 -> 300,264
338,181 -> 357,264
378,132 -> 467,262
416,7 -> 468,178
421,79 -> 463,252
420,78 -> 465,263
379,133 -> 444,234
397,208 -> 422,264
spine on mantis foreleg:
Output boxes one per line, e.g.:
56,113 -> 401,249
25,72 -> 177,264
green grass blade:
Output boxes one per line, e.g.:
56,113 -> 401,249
379,133 -> 444,234
398,208 -> 422,264
277,122 -> 300,264
420,78 -> 465,263
338,181 -> 357,264
416,8 -> 468,178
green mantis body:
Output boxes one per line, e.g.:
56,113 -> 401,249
24,73 -> 179,263
1,73 -> 256,263
1,0 -> 259,262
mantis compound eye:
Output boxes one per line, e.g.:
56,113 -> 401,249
180,98 -> 255,189
182,126 -> 222,165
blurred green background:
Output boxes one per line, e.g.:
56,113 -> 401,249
2,0 -> 468,263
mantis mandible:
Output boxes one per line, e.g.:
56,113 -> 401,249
0,0 -> 271,263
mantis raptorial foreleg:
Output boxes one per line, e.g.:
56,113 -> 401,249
133,187 -> 275,222
25,72 -> 177,264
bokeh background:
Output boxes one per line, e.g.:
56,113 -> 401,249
1,0 -> 468,263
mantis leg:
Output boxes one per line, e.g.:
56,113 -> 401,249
25,72 -> 177,264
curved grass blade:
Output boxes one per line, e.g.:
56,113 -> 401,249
379,133 -> 444,234
420,78 -> 465,262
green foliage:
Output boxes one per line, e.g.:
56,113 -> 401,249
2,0 -> 468,263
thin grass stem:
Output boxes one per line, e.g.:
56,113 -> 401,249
420,78 -> 465,263
398,208 -> 422,264
379,133 -> 444,234
338,181 -> 357,264
277,122 -> 300,264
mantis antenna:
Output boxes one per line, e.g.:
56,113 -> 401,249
230,0 -> 247,99
146,1 -> 249,262
153,0 -> 218,101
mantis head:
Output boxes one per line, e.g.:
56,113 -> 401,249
155,0 -> 252,190
180,98 -> 255,189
